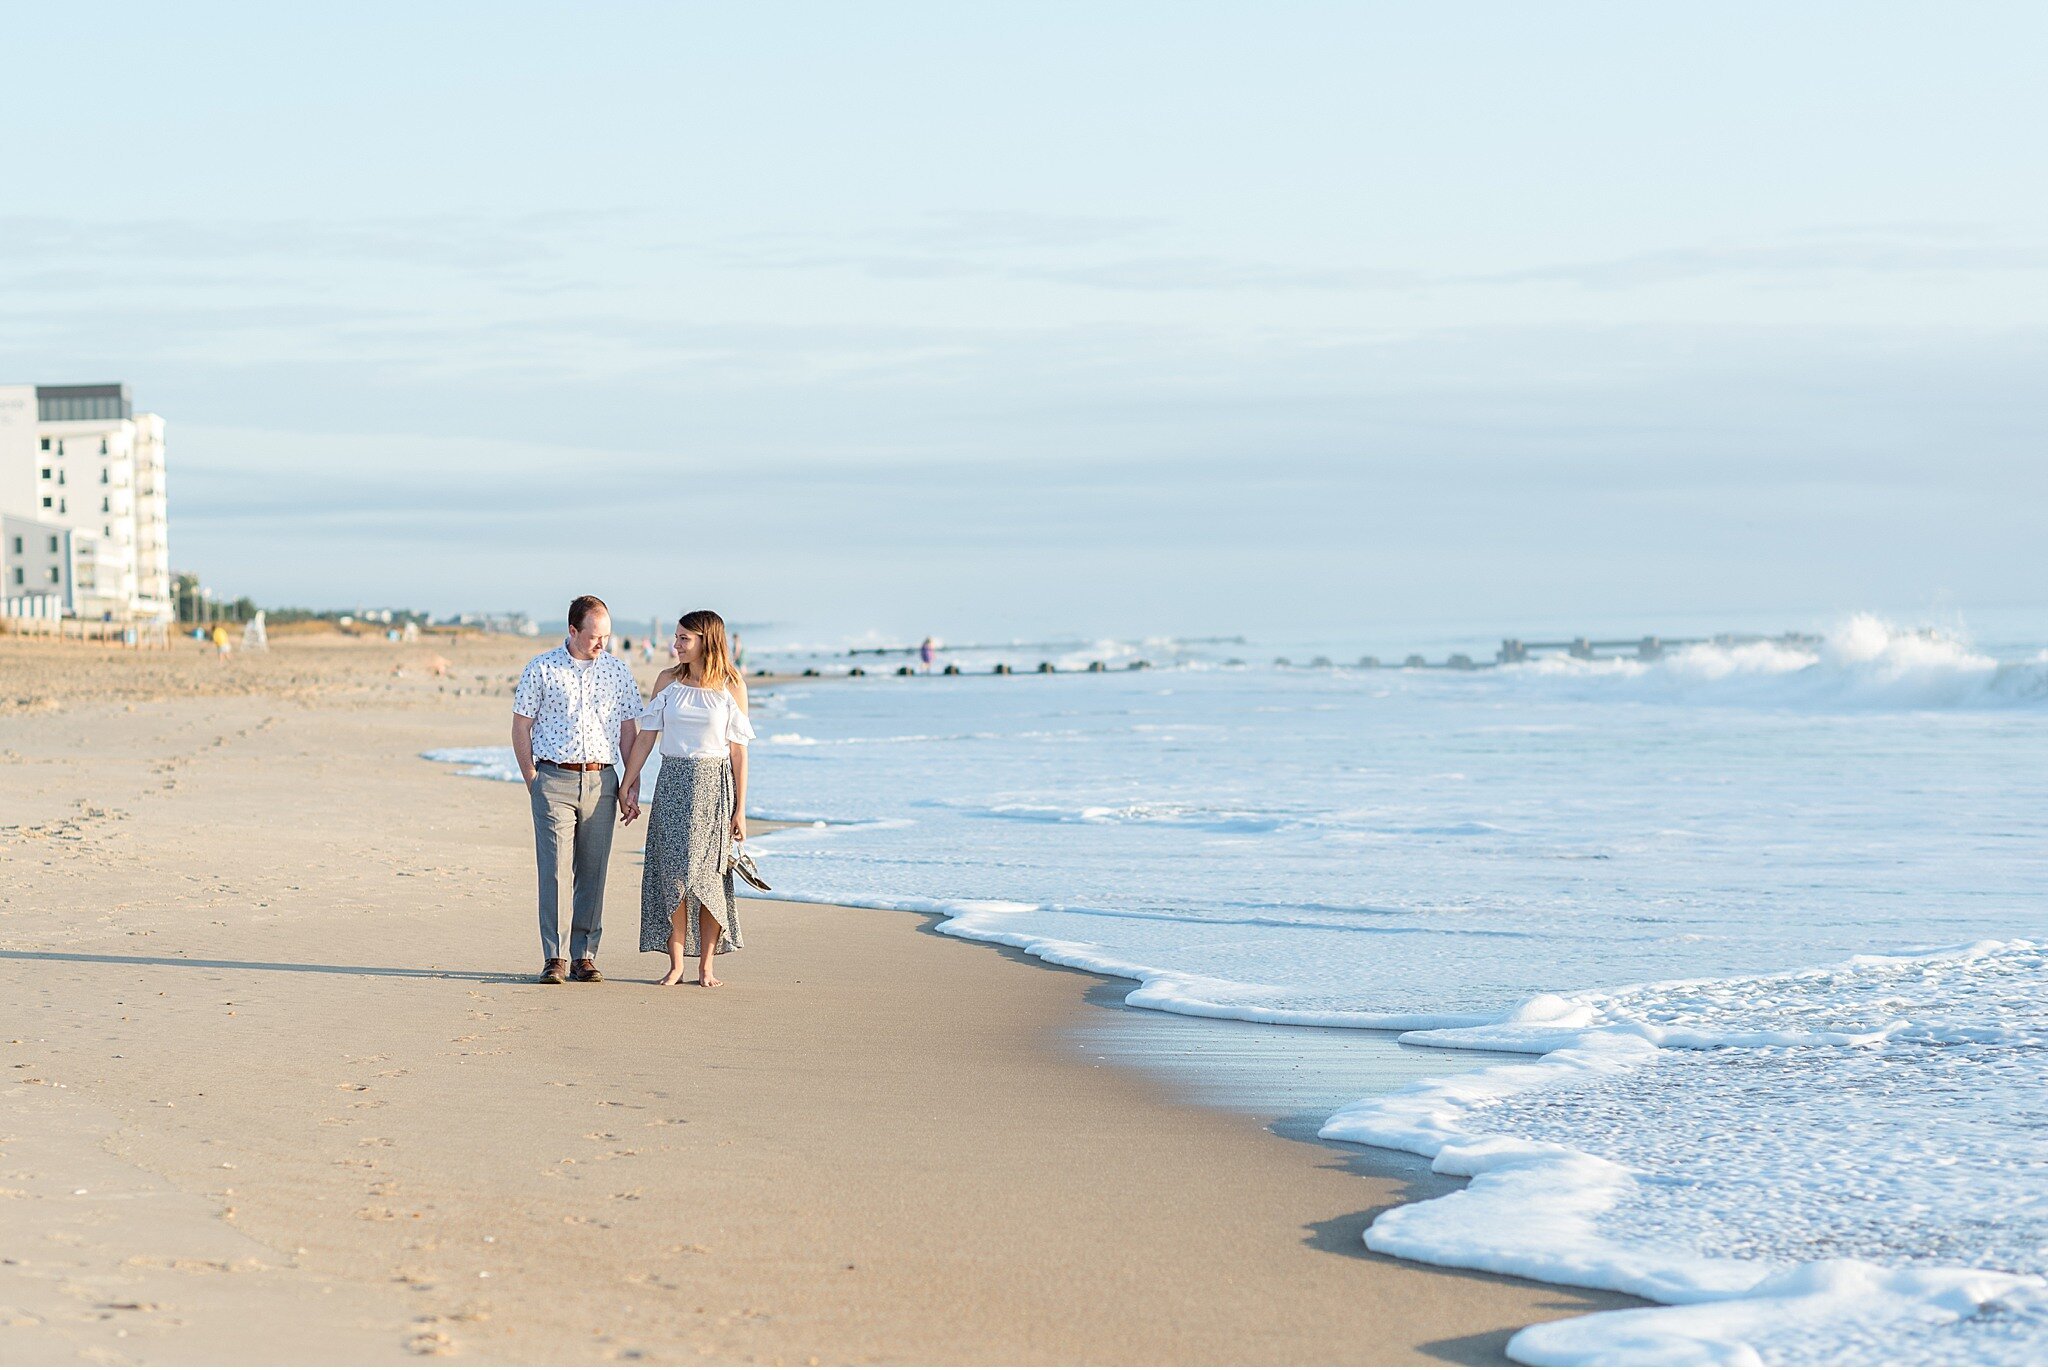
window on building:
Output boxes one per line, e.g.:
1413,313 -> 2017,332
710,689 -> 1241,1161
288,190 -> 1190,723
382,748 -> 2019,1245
100,439 -> 108,455
101,497 -> 110,513
46,536 -> 58,553
55,441 -> 64,457
11,567 -> 22,586
58,498 -> 65,514
57,470 -> 65,485
47,567 -> 60,584
40,466 -> 51,479
10,536 -> 20,554
101,468 -> 109,484
39,437 -> 50,451
40,496 -> 51,509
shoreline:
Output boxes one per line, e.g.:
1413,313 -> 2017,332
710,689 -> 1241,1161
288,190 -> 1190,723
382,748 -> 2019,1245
1,635 -> 1637,1363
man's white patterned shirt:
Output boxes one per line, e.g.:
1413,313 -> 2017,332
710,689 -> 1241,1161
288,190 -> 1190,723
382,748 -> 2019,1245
513,642 -> 644,765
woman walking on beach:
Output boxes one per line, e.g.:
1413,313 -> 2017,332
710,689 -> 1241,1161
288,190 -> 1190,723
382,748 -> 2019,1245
620,610 -> 755,987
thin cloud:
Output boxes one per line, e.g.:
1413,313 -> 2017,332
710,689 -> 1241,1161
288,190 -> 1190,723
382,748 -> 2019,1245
1471,237 -> 2048,289
717,208 -> 1406,293
0,210 -> 635,281
1016,255 -> 1417,292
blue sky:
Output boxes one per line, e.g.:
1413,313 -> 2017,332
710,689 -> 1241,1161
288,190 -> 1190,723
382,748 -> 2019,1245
4,1 -> 2044,642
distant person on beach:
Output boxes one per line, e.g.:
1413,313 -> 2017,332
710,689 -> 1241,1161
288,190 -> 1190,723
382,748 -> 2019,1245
211,623 -> 231,660
920,637 -> 936,673
511,595 -> 644,985
620,609 -> 754,988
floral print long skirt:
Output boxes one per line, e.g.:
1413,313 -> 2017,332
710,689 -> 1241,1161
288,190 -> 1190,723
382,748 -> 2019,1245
638,757 -> 743,956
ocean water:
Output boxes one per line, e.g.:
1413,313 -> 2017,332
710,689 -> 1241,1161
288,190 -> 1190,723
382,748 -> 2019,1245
429,615 -> 2048,1365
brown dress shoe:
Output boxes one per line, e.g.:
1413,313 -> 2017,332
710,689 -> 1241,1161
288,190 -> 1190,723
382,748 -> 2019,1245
539,958 -> 568,984
570,958 -> 603,983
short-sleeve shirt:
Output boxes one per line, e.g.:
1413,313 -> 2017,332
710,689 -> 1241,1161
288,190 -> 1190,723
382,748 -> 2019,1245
513,642 -> 644,765
633,682 -> 756,759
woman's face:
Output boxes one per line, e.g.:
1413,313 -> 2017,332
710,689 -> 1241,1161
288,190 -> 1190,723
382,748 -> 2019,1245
674,625 -> 702,664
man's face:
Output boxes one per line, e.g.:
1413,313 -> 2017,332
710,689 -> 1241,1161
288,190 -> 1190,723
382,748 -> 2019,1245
569,610 -> 611,659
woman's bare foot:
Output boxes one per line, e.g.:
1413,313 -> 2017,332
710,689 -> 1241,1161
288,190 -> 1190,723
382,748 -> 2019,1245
657,965 -> 686,986
695,908 -> 726,988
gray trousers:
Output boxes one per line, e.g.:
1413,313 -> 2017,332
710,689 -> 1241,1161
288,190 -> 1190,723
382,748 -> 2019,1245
528,762 -> 619,962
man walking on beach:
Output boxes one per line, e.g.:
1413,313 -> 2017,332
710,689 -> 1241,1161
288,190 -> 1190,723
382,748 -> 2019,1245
512,595 -> 644,984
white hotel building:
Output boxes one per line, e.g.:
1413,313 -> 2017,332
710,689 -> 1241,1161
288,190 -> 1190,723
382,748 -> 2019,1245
0,383 -> 170,621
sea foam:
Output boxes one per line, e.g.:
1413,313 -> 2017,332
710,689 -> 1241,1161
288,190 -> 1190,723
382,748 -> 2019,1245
1322,942 -> 2048,1364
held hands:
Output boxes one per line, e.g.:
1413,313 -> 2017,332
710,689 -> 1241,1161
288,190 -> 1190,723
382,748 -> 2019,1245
619,780 -> 642,824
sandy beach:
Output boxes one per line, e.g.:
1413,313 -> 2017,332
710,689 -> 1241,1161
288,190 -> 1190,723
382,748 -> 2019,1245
0,632 -> 1635,1365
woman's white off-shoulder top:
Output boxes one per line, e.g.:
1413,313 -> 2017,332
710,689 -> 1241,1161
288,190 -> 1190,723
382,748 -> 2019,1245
633,682 -> 756,759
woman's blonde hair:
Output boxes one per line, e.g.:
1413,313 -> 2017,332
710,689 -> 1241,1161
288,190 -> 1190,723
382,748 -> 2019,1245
676,609 -> 740,692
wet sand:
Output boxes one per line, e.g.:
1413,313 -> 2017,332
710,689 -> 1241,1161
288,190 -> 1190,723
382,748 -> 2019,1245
0,633 -> 1634,1364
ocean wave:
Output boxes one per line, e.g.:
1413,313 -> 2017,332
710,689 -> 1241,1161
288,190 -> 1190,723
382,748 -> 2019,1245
421,746 -> 524,782
1402,939 -> 2048,1054
731,873 -> 1508,1028
761,730 -> 1004,748
1501,615 -> 2048,711
1320,941 -> 2048,1364
934,799 -> 1292,833
1514,1262 -> 2048,1368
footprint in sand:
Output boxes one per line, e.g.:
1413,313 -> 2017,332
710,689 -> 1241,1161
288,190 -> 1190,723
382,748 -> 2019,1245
406,1327 -> 453,1356
125,1256 -> 266,1275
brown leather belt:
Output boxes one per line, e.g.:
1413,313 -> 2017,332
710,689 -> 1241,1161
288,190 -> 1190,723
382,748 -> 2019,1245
540,760 -> 610,772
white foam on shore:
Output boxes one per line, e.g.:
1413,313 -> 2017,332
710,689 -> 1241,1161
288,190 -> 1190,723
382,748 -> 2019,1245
732,885 -> 1499,1030
1320,941 -> 2048,1365
1510,1262 -> 2048,1368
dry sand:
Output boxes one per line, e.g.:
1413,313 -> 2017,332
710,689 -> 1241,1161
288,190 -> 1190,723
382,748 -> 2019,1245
0,633 -> 1634,1364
